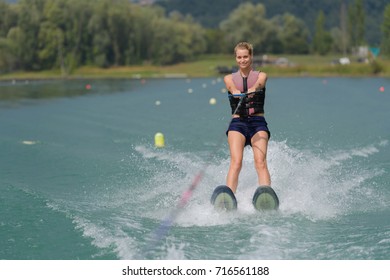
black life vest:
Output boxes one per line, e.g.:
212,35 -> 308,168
228,70 -> 265,117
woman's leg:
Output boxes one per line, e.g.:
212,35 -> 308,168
251,131 -> 271,186
226,131 -> 246,193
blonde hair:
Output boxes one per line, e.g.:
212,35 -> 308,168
234,42 -> 253,56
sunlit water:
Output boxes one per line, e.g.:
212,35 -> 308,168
1,77 -> 389,259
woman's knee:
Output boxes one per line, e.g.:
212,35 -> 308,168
230,158 -> 242,172
254,158 -> 267,171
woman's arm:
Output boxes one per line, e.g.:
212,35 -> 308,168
224,74 -> 241,94
248,72 -> 267,93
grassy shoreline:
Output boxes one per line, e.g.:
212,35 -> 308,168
1,54 -> 389,81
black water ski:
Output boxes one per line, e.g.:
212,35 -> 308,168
252,186 -> 279,210
210,185 -> 237,211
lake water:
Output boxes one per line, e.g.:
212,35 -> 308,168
0,77 -> 389,260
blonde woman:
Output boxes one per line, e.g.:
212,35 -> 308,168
211,42 -> 278,211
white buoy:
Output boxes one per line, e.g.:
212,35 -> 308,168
188,88 -> 193,93
209,98 -> 217,105
22,140 -> 37,145
155,100 -> 161,106
154,132 -> 165,148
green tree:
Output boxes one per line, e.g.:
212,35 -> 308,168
38,0 -> 93,73
273,13 -> 310,54
106,0 -> 133,66
204,28 -> 227,54
348,0 -> 365,48
149,16 -> 176,64
61,0 -> 92,72
176,14 -> 207,61
338,0 -> 348,55
39,0 -> 67,72
0,1 -> 17,37
354,0 -> 365,46
37,21 -> 63,70
124,5 -> 160,64
0,37 -> 17,72
330,27 -> 345,53
220,3 -> 274,54
312,11 -> 333,55
149,12 -> 206,65
10,0 -> 45,70
381,4 -> 390,57
219,3 -> 310,54
0,1 -> 18,72
87,0 -> 111,67
87,0 -> 160,66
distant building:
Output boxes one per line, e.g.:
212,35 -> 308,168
353,46 -> 369,58
131,0 -> 156,5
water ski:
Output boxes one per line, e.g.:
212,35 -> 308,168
252,186 -> 279,211
210,185 -> 237,211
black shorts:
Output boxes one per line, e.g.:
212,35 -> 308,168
226,116 -> 270,146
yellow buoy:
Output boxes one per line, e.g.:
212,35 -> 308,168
154,132 -> 165,148
209,97 -> 217,105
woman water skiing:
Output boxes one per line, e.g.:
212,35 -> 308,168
224,42 -> 271,193
211,42 -> 279,211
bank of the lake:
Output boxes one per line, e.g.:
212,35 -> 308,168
0,54 -> 389,80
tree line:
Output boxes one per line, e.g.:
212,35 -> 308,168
0,0 -> 206,73
0,0 -> 390,74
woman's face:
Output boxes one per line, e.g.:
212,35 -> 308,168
235,48 -> 252,70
